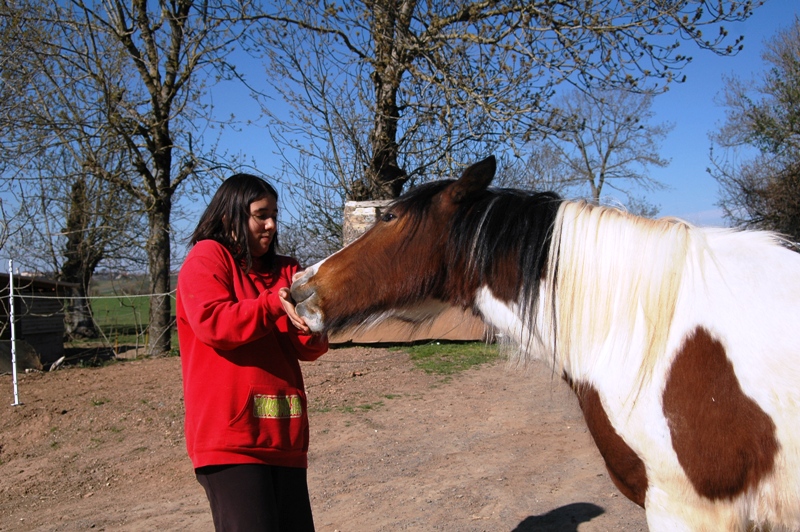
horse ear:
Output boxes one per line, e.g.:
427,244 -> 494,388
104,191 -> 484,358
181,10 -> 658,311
444,156 -> 496,204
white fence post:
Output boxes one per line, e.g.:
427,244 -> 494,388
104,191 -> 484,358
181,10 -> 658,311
9,259 -> 21,406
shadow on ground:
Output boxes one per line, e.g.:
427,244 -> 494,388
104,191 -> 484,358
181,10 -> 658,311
513,502 -> 605,531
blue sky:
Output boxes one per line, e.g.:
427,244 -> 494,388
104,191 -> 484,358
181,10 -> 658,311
646,0 -> 799,226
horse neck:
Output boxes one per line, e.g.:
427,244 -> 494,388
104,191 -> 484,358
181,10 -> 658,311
523,201 -> 692,384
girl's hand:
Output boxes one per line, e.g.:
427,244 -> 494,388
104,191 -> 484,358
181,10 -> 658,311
278,287 -> 311,334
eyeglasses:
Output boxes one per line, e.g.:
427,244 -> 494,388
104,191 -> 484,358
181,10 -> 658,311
251,212 -> 277,224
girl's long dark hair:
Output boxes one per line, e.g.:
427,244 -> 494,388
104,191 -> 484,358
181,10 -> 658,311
190,173 -> 280,273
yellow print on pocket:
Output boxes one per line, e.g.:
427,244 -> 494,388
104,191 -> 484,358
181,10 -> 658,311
253,395 -> 303,419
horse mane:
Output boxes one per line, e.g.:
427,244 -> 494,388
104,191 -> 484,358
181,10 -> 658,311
545,201 -> 694,387
392,182 -> 562,341
447,187 -> 562,311
437,186 -> 562,365
395,182 -> 698,389
451,188 -> 562,274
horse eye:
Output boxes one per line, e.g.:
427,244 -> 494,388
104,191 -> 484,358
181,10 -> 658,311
381,212 -> 396,222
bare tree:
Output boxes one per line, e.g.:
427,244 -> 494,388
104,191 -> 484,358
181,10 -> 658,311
0,0 -> 259,355
2,150 -> 148,339
541,89 -> 673,208
252,0 -> 758,251
710,17 -> 800,242
495,144 -> 572,194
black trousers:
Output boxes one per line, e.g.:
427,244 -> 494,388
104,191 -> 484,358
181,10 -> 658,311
196,464 -> 315,532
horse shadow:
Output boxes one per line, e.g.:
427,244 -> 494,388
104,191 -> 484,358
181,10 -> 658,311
513,502 -> 605,531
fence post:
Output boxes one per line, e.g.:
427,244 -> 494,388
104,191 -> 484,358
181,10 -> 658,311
9,259 -> 21,406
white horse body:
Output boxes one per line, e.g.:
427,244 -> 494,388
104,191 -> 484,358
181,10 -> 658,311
476,206 -> 800,532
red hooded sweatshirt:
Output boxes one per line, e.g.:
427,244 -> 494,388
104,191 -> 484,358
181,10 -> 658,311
176,239 -> 328,469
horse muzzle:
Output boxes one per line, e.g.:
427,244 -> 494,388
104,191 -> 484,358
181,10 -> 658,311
291,273 -> 326,333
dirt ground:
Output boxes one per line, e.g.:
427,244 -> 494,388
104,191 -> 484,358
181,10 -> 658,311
0,344 -> 648,531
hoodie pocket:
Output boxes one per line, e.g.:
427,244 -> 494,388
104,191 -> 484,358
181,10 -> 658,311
228,385 -> 308,452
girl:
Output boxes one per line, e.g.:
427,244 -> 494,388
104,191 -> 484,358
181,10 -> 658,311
176,174 -> 328,531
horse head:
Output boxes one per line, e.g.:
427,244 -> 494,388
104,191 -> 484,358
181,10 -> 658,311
291,156 -> 497,334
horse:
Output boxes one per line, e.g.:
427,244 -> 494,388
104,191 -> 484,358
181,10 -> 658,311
291,155 -> 800,531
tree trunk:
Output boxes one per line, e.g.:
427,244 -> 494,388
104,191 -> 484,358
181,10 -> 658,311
358,1 -> 411,201
364,78 -> 406,200
64,284 -> 98,339
144,107 -> 177,357
61,178 -> 101,339
146,196 -> 172,357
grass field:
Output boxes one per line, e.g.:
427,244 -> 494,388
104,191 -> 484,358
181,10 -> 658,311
64,275 -> 178,349
394,341 -> 499,376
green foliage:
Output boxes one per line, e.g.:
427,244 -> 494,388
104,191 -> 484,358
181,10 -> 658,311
396,341 -> 499,375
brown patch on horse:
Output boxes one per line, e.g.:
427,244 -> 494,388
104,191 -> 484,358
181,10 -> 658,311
485,252 -> 522,303
571,380 -> 648,507
662,326 -> 779,500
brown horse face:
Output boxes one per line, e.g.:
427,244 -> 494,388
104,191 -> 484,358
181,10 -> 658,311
291,156 -> 497,334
